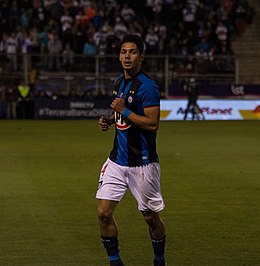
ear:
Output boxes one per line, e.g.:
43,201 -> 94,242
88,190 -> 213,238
139,53 -> 144,62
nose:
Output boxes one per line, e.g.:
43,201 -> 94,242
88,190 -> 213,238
125,51 -> 130,58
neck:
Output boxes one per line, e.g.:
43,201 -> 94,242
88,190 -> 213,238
124,67 -> 142,79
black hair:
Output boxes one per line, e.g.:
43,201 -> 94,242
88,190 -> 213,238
119,34 -> 144,54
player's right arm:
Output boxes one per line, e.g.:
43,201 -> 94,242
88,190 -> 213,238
98,115 -> 115,131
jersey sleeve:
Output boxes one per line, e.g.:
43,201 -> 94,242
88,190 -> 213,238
141,80 -> 161,107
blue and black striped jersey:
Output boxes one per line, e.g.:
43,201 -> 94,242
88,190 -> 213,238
109,71 -> 161,167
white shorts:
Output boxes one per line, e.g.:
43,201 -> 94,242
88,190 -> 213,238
96,158 -> 165,212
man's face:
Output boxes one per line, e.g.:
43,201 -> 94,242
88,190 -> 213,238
119,42 -> 144,75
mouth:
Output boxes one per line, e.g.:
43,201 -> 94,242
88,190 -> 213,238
124,61 -> 132,67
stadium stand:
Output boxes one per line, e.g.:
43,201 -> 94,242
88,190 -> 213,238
232,0 -> 260,84
0,0 -> 257,106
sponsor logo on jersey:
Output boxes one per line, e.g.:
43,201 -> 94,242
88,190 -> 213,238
115,111 -> 131,130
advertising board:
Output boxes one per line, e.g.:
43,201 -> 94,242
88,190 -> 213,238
35,99 -> 260,120
35,98 -> 112,119
160,99 -> 260,120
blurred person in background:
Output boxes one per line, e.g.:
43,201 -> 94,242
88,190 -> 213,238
48,31 -> 62,70
20,30 -> 33,71
38,26 -> 49,67
83,36 -> 97,71
63,42 -> 74,71
17,80 -> 33,119
5,81 -> 18,119
183,77 -> 205,120
0,82 -> 7,118
6,32 -> 18,71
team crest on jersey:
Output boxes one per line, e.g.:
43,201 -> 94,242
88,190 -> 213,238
128,96 -> 133,103
115,111 -> 131,130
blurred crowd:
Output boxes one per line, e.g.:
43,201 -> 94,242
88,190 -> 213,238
0,0 -> 255,67
0,0 -> 256,118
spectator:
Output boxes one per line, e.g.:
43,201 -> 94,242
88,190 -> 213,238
5,81 -> 18,119
86,20 -> 95,41
83,37 -> 97,56
20,9 -> 31,30
195,46 -> 209,73
151,0 -> 163,22
144,26 -> 160,54
93,23 -> 111,55
128,20 -> 144,36
75,8 -> 88,27
215,20 -> 228,49
62,43 -> 74,71
91,7 -> 105,30
46,17 -> 60,33
83,37 -> 97,71
232,0 -> 252,35
144,0 -> 154,22
182,3 -> 197,32
20,31 -> 33,70
71,19 -> 86,54
113,17 -> 128,41
43,0 -> 57,10
31,2 -> 48,28
84,1 -> 96,23
0,82 -> 7,118
156,22 -> 167,53
38,26 -> 49,66
103,0 -> 117,14
194,37 -> 210,55
29,26 -> 40,54
120,3 -> 135,24
216,19 -> 227,38
145,0 -> 163,22
0,33 -> 7,53
9,1 -> 21,30
200,20 -> 215,44
6,32 -> 18,71
80,0 -> 92,9
48,32 -> 62,70
60,9 -> 74,33
222,0 -> 234,15
62,27 -> 74,48
177,41 -> 192,56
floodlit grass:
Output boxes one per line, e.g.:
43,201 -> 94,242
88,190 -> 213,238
0,120 -> 259,266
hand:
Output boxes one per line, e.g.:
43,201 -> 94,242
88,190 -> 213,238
98,116 -> 111,131
111,93 -> 125,113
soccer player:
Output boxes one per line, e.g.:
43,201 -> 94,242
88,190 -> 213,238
96,34 -> 166,266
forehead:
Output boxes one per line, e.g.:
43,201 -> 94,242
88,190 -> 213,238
121,42 -> 138,51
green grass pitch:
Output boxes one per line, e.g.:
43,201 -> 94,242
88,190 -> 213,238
0,120 -> 259,266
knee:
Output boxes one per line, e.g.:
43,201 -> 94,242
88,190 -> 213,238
97,206 -> 114,226
142,211 -> 156,227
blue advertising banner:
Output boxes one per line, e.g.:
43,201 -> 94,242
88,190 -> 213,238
35,98 -> 113,119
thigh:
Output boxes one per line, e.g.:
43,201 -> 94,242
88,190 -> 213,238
128,163 -> 165,212
96,158 -> 128,202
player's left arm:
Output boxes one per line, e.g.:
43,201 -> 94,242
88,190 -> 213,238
126,105 -> 160,132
